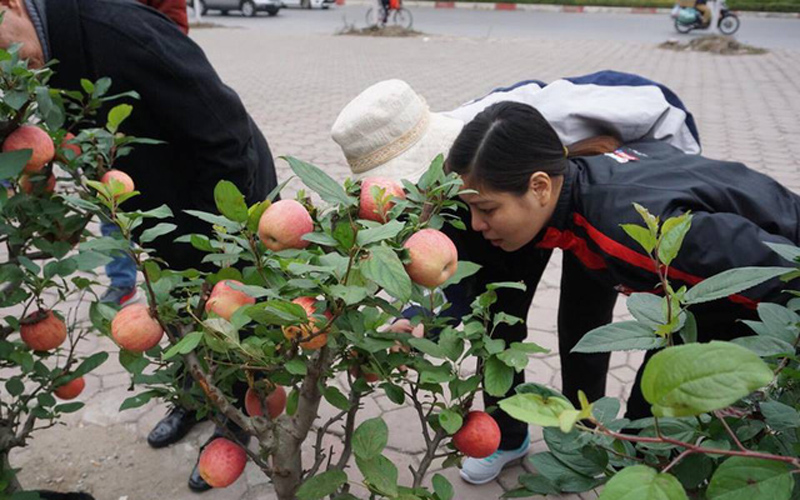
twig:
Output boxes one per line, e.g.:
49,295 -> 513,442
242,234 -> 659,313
714,411 -> 747,451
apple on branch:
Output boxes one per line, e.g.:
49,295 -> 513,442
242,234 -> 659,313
359,177 -> 406,223
20,309 -> 67,352
197,438 -> 247,488
403,228 -> 458,288
205,279 -> 256,321
2,125 -> 55,174
453,411 -> 501,458
257,199 -> 314,251
282,297 -> 331,350
111,303 -> 164,353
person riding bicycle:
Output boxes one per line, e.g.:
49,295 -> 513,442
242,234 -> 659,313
380,0 -> 390,24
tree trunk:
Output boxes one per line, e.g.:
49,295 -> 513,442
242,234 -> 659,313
1,448 -> 22,494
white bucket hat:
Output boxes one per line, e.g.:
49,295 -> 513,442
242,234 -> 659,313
331,79 -> 464,183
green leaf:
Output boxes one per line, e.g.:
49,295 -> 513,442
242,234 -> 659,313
621,223 -> 656,254
0,149 -> 32,179
765,242 -> 800,264
498,349 -> 529,372
756,303 -> 800,343
760,400 -> 800,432
382,383 -> 405,405
683,267 -> 792,305
139,223 -> 176,243
441,261 -> 482,288
54,402 -> 84,414
283,156 -> 353,206
658,213 -> 692,267
543,428 -> 608,477
510,341 -> 550,355
641,341 -> 774,417
247,199 -> 271,233
484,355 -> 514,397
356,220 -> 404,246
285,359 -> 308,375
438,409 -> 463,435
732,335 -> 794,357
498,393 -> 575,427
296,470 -> 348,500
323,386 -> 351,411
213,180 -> 249,223
627,293 -> 666,328
119,390 -> 159,411
189,234 -> 214,252
184,209 -> 241,231
356,454 -> 397,496
361,245 -> 411,302
162,332 -> 203,360
529,452 -> 604,493
353,417 -> 388,460
107,104 -> 133,133
706,457 -> 793,500
6,378 -> 24,397
287,388 -> 299,416
80,78 -> 95,94
417,154 -> 445,189
571,321 -> 666,353
432,474 -> 454,500
329,285 -> 368,306
72,352 -> 109,378
408,337 -> 445,359
599,465 -> 687,500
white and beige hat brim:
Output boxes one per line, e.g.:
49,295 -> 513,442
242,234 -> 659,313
331,79 -> 464,184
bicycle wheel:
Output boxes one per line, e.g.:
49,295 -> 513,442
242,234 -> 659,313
366,7 -> 383,28
392,7 -> 413,29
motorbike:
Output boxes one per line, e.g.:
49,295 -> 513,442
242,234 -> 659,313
671,0 -> 740,35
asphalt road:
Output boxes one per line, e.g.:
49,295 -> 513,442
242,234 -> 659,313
193,4 -> 800,50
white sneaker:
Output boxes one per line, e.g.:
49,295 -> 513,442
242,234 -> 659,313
459,433 -> 530,485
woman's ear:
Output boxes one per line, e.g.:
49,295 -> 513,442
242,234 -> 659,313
528,172 -> 552,206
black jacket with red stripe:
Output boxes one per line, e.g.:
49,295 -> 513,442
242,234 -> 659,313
536,140 -> 800,309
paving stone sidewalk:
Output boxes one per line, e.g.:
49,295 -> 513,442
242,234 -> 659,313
10,26 -> 800,500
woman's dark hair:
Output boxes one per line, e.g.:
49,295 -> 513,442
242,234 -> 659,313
445,101 -> 568,195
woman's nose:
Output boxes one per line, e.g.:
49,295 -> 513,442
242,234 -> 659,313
470,211 -> 488,232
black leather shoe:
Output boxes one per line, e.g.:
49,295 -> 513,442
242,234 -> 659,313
147,406 -> 202,449
188,424 -> 252,492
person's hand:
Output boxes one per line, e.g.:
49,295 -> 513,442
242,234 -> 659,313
387,318 -> 424,338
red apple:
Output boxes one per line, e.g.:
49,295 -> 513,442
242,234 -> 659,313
198,438 -> 247,488
244,385 -> 287,419
2,125 -> 55,174
111,303 -> 164,353
403,229 -> 458,288
100,169 -> 135,196
54,376 -> 86,400
452,411 -> 501,458
59,132 -> 81,159
282,297 -> 331,350
19,173 -> 56,194
359,177 -> 406,223
257,199 -> 314,251
20,309 -> 67,352
205,280 -> 256,321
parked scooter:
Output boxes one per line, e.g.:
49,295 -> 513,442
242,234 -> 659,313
671,0 -> 740,35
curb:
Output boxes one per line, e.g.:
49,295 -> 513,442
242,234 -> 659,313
339,0 -> 800,18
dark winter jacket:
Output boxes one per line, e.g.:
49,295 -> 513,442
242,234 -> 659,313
44,0 -> 278,270
535,140 -> 800,310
